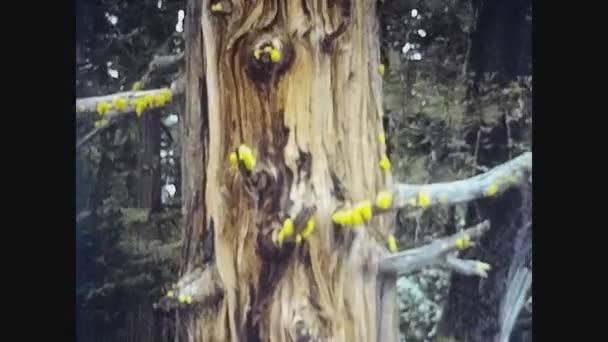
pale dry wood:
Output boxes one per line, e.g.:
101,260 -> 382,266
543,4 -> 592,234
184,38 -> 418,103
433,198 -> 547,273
386,152 -> 531,211
380,220 -> 491,276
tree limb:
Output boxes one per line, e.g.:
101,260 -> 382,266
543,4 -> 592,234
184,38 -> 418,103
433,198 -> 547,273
75,78 -> 185,151
379,220 -> 491,276
444,253 -> 491,278
143,52 -> 185,82
388,152 -> 531,211
154,265 -> 224,311
76,88 -> 175,117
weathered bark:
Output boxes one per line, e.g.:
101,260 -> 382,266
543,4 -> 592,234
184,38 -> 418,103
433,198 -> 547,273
180,0 -> 393,341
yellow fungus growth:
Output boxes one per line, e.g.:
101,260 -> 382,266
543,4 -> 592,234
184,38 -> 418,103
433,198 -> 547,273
378,133 -> 385,144
263,46 -> 273,53
210,3 -> 222,11
112,98 -> 128,111
97,102 -> 112,115
161,88 -> 172,103
418,190 -> 431,208
376,191 -> 393,209
229,152 -> 238,168
275,218 -> 294,246
178,294 -> 186,303
301,217 -> 315,238
184,296 -> 192,304
144,95 -> 155,106
485,183 -> 499,196
270,49 -> 281,63
456,234 -> 472,250
332,209 -> 353,225
355,200 -> 373,221
387,235 -> 398,253
134,98 -> 147,117
282,218 -> 294,238
131,81 -> 142,91
237,144 -> 255,171
379,155 -> 391,171
379,63 -> 385,76
296,234 -> 302,243
94,120 -> 109,128
166,290 -> 174,298
254,48 -> 262,60
350,210 -> 363,226
153,94 -> 167,107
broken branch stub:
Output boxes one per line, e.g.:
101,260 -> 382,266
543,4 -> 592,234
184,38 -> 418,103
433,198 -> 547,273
379,220 -> 491,276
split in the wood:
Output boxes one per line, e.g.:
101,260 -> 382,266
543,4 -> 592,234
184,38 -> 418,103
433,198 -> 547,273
321,21 -> 348,53
154,266 -> 224,311
379,220 -> 491,276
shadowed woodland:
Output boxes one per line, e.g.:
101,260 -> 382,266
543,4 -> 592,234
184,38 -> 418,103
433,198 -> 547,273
76,0 -> 531,341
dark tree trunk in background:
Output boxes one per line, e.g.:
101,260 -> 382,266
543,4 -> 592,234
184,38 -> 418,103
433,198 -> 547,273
438,0 -> 532,341
469,0 -> 531,87
136,109 -> 162,212
125,109 -> 164,342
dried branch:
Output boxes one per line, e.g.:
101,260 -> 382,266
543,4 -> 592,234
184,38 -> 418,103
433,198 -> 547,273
379,220 -> 490,276
76,88 -> 175,117
388,152 -> 531,211
444,253 -> 491,278
141,52 -> 185,85
75,79 -> 185,150
154,265 -> 224,311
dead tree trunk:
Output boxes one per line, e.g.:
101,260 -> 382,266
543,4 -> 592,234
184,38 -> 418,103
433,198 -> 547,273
179,0 -> 394,341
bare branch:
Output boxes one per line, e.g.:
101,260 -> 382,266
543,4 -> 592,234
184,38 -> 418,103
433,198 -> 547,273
388,152 -> 531,211
444,254 -> 491,278
379,220 -> 490,276
75,80 -> 185,150
76,88 -> 175,117
154,265 -> 224,311
147,52 -> 185,76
